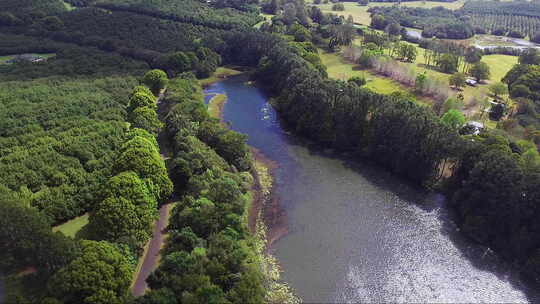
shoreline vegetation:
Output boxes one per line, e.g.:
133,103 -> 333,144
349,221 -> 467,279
199,66 -> 244,87
202,77 -> 299,302
208,93 -> 227,122
249,148 -> 300,304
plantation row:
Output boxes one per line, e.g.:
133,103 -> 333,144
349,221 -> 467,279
461,0 -> 540,19
469,14 -> 540,39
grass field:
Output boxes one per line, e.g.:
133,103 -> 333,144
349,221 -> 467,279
309,0 -> 465,25
320,49 -> 404,94
52,213 -> 89,238
199,66 -> 242,87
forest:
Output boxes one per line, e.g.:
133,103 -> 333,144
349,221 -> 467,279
369,6 -> 475,39
1,0 -> 540,302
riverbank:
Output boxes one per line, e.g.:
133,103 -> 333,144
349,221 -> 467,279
204,76 -> 300,303
199,66 -> 244,87
208,93 -> 227,122
249,148 -> 300,304
211,74 -> 535,302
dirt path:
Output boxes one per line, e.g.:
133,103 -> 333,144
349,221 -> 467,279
132,88 -> 174,297
131,203 -> 171,296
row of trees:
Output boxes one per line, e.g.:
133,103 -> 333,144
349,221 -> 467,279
135,75 -> 268,303
369,6 -> 475,39
95,0 -> 262,29
468,14 -> 540,40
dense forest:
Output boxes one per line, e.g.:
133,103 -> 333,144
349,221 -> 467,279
1,0 -> 540,302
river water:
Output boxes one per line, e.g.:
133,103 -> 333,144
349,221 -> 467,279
206,75 -> 535,303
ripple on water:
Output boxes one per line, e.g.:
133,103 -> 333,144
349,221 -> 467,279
208,75 -> 533,304
335,202 -> 528,303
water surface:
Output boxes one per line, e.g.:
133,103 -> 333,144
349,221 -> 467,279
206,75 -> 534,303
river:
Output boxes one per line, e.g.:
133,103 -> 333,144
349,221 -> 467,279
206,75 -> 536,303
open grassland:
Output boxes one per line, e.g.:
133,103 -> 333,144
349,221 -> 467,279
320,49 -> 403,94
309,0 -> 465,25
52,213 -> 89,238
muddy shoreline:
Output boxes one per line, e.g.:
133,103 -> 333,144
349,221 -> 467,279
248,147 -> 289,249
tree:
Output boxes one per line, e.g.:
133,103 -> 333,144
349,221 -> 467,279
470,62 -> 490,82
436,54 -> 459,74
397,43 -> 417,62
519,49 -> 540,65
88,196 -> 153,247
348,75 -> 366,86
48,240 -> 133,304
449,72 -> 466,90
385,23 -> 401,37
532,32 -> 540,44
371,14 -> 386,30
488,82 -> 508,99
414,73 -> 427,93
115,136 -> 173,200
282,3 -> 297,25
358,0 -> 369,6
167,52 -> 197,76
102,171 -> 157,208
0,199 -> 80,274
143,69 -> 169,96
441,109 -> 465,130
332,3 -> 345,11
131,106 -> 163,136
289,24 -> 312,42
508,30 -> 525,39
128,91 -> 156,113
489,103 -> 505,121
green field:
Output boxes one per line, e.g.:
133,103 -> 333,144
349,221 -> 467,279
52,213 -> 89,238
320,50 -> 404,94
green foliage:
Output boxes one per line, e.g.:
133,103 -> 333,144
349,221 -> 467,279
115,136 -> 173,200
0,199 -> 81,274
129,91 -> 157,113
449,72 -> 466,89
143,69 -> 169,96
95,0 -> 262,29
436,53 -> 459,74
0,0 -> 67,18
288,23 -> 312,42
348,75 -> 367,87
396,43 -> 417,62
131,106 -> 163,136
488,82 -> 508,99
0,76 -> 137,223
48,240 -> 133,304
462,1 -> 540,39
88,196 -> 154,247
470,61 -> 491,82
519,49 -> 540,65
441,109 -> 466,130
332,3 -> 345,11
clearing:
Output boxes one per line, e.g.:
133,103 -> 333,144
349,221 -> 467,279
52,213 -> 89,238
